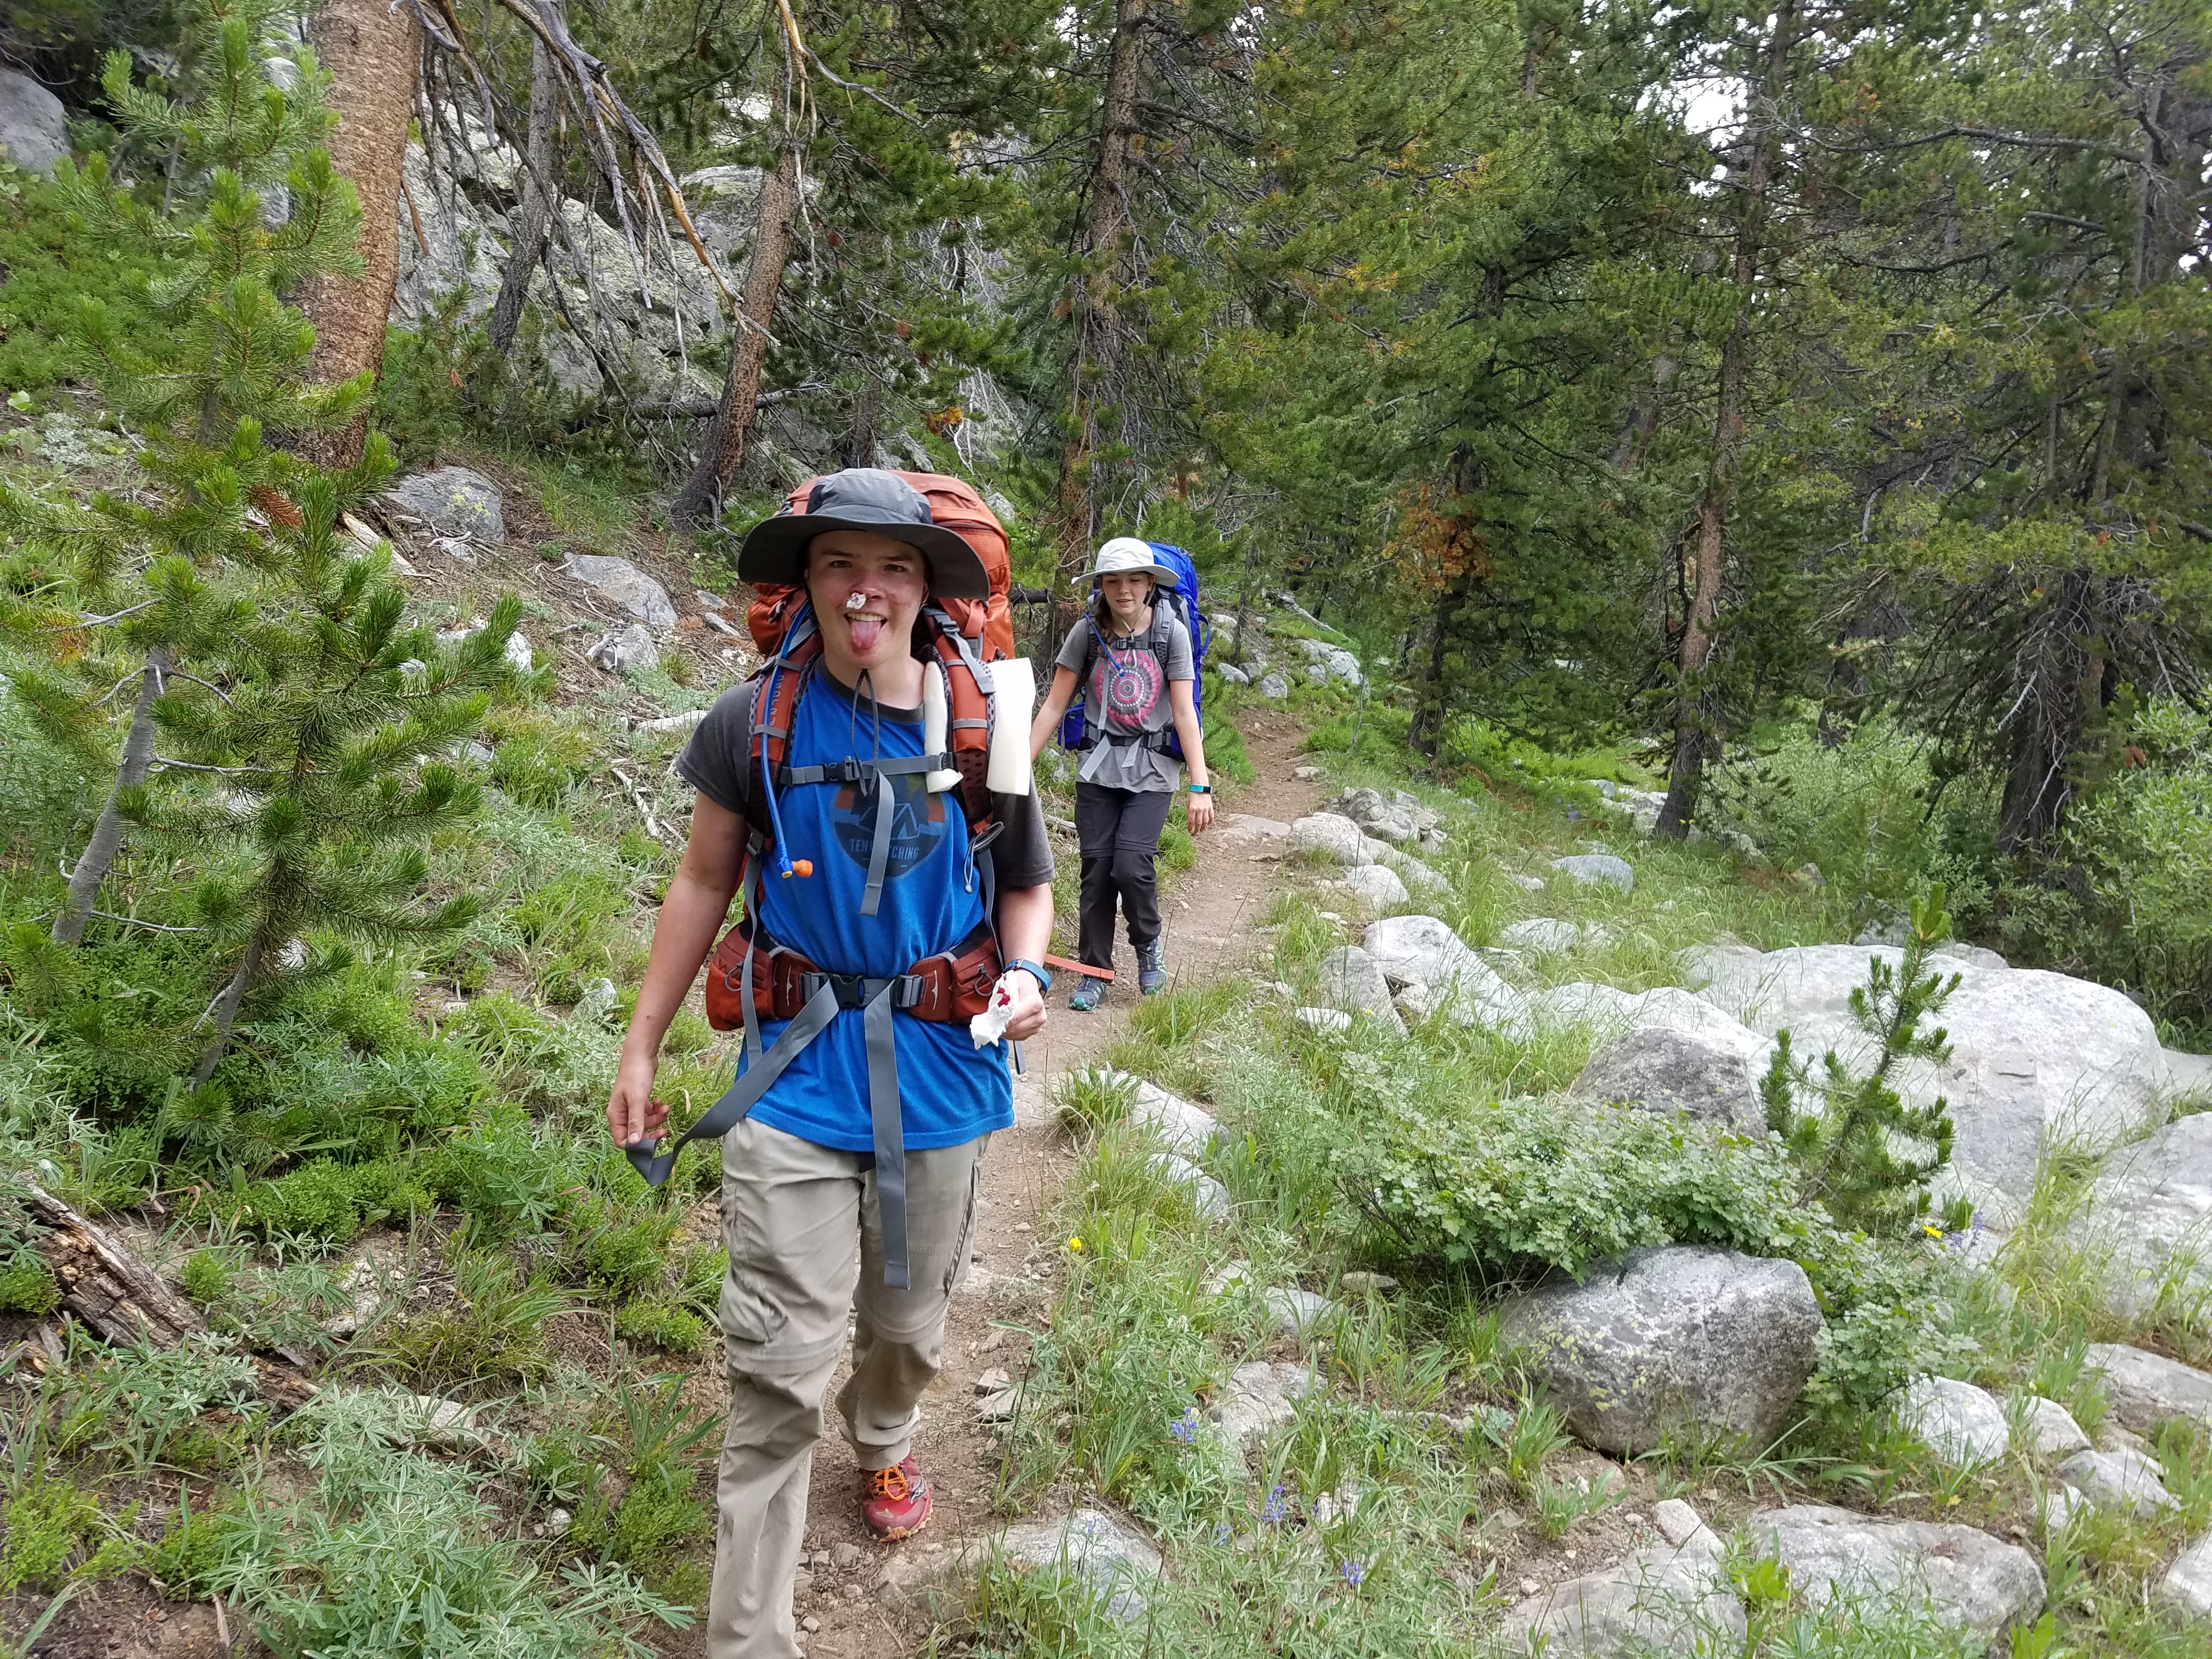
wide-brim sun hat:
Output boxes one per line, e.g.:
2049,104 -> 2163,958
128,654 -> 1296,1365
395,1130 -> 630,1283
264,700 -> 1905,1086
1085,535 -> 1178,588
736,468 -> 990,600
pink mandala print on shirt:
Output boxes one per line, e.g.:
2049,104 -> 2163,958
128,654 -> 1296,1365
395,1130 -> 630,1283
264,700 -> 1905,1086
1097,641 -> 1165,732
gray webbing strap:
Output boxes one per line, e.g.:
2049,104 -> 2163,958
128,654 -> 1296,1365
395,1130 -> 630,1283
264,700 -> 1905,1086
625,978 -> 840,1187
738,854 -> 765,1065
862,981 -> 910,1289
861,768 -> 893,917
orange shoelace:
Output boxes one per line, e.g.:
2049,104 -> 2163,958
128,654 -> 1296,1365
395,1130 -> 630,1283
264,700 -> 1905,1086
866,1463 -> 914,1502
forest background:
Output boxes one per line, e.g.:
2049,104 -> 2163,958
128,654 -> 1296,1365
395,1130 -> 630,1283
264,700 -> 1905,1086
0,0 -> 2209,1650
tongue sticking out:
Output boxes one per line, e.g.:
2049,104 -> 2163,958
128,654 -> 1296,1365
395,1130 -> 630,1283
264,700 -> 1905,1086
845,614 -> 885,654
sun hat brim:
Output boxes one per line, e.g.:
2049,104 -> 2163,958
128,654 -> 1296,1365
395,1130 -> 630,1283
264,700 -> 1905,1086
1085,539 -> 1180,590
736,512 -> 991,600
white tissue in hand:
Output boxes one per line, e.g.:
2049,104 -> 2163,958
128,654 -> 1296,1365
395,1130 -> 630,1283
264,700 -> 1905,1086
969,975 -> 1018,1047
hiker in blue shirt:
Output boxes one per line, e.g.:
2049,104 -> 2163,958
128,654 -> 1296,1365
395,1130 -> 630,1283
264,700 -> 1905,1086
605,470 -> 1053,1659
1029,538 -> 1212,1008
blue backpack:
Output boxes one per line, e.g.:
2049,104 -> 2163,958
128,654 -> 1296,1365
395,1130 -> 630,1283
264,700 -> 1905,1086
1058,541 -> 1211,760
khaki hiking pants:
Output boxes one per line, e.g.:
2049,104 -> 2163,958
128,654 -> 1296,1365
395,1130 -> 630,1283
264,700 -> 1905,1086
707,1116 -> 987,1659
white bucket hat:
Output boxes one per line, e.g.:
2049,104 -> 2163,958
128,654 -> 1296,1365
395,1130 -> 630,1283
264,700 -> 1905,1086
1084,535 -> 1178,588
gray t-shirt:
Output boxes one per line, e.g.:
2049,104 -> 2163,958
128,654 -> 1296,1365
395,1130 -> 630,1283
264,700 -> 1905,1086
1055,608 -> 1194,793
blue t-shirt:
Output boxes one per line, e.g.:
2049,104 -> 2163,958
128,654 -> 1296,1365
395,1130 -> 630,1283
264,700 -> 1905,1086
676,666 -> 1052,1152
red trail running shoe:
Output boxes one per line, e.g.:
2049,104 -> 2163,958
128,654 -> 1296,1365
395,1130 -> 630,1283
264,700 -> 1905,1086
861,1457 -> 932,1539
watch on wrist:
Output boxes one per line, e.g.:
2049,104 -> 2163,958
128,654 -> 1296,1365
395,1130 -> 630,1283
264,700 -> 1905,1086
1188,783 -> 1212,794
1002,957 -> 1053,991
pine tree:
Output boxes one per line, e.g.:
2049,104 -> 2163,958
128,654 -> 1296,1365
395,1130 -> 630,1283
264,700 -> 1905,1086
1760,886 -> 1971,1236
0,0 -> 367,945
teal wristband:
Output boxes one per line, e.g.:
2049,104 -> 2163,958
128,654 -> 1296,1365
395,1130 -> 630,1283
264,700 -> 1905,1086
1188,784 -> 1211,794
1003,957 -> 1053,992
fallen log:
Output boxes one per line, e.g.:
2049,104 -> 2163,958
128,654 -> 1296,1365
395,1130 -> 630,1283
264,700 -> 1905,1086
12,1182 -> 315,1409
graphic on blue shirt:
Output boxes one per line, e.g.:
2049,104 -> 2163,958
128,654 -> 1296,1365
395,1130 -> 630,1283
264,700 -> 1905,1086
734,669 -> 1012,1154
832,772 -> 947,879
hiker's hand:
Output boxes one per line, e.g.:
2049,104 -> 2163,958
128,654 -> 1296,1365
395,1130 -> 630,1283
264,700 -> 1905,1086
1186,792 -> 1215,834
607,1051 -> 668,1147
1000,968 -> 1047,1041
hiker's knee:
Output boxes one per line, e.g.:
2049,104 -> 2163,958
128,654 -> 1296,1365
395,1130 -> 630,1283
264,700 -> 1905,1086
722,1366 -> 828,1459
1110,847 -> 1155,891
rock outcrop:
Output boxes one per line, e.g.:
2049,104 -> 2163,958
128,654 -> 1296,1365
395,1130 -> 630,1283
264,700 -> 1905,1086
1500,1246 -> 1823,1455
1747,1507 -> 2044,1644
1569,1025 -> 1769,1135
0,67 -> 68,176
1500,1506 -> 1743,1655
2067,1113 -> 2212,1321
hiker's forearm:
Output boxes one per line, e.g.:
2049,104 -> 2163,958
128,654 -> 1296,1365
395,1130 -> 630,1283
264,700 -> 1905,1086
623,798 -> 743,1058
995,883 -> 1052,964
1170,682 -> 1208,787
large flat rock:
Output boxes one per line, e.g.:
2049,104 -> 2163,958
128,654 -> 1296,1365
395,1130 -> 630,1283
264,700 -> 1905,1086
2066,1114 -> 2212,1323
1499,1523 -> 1743,1655
1747,1506 -> 2045,1643
1694,945 -> 2163,1214
2084,1344 -> 2212,1434
1361,915 -> 1528,1031
1569,1024 -> 1768,1135
0,67 -> 67,176
1500,1246 -> 1822,1455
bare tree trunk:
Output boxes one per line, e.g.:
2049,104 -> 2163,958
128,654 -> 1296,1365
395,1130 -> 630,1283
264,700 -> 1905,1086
486,18 -> 562,357
843,371 -> 883,469
53,646 -> 171,945
193,930 -> 266,1086
294,0 -> 421,468
1049,0 -> 1149,662
1408,569 -> 1472,760
671,136 -> 802,529
1654,5 -> 1795,840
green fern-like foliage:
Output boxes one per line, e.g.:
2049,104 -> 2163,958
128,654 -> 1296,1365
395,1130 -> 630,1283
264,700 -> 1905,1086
1760,885 -> 1971,1238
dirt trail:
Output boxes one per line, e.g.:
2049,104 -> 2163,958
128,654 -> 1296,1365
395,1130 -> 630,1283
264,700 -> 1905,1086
695,709 -> 1324,1658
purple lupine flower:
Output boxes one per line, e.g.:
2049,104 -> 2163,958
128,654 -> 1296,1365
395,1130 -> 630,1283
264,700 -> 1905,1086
1212,1522 -> 1232,1547
1341,1558 -> 1368,1589
1260,1483 -> 1290,1524
1170,1407 -> 1201,1445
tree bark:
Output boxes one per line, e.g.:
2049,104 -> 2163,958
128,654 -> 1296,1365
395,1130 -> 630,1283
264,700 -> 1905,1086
193,930 -> 266,1086
20,1182 -> 202,1347
1049,0 -> 1149,663
1408,569 -> 1472,760
843,371 -> 883,469
486,19 -> 563,357
670,136 -> 802,529
1654,5 -> 1795,840
295,0 -> 422,467
53,645 -> 170,945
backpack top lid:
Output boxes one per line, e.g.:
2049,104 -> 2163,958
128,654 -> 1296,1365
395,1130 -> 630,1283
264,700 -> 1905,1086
746,471 -> 1014,660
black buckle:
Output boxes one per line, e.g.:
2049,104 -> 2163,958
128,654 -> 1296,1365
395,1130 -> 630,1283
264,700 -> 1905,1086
799,972 -> 925,1012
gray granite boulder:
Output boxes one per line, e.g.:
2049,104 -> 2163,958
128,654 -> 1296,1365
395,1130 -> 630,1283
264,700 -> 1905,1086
1695,945 -> 2163,1216
1747,1506 -> 2044,1643
1122,1076 -> 1218,1157
1500,1246 -> 1823,1455
997,1509 -> 1161,1622
1209,1360 -> 1318,1449
1289,812 -> 1373,866
2068,1113 -> 2212,1322
1551,853 -> 1634,893
1362,914 -> 1529,1032
1501,918 -> 1610,953
2159,1533 -> 2212,1621
0,68 -> 67,176
1148,1154 -> 1230,1221
2058,1446 -> 2179,1516
2086,1342 -> 2212,1434
570,553 -> 678,626
1897,1376 -> 2010,1466
2016,1395 -> 2092,1460
1499,1517 -> 1743,1655
585,622 -> 659,674
1316,946 -> 1404,1032
1325,863 -> 1408,911
381,466 -> 505,543
1570,1025 -> 1768,1135
1256,671 -> 1290,699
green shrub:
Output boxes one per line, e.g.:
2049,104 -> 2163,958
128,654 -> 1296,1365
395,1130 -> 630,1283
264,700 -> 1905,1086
0,1475 -> 98,1592
0,1252 -> 61,1316
568,1198 -> 680,1299
0,172 -> 163,393
422,1103 -> 575,1240
488,710 -> 601,809
180,1250 -> 232,1305
614,1300 -> 708,1354
236,1157 -> 427,1248
376,1250 -> 570,1387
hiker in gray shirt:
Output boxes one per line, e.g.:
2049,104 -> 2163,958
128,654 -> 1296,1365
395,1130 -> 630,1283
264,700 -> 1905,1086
1030,538 -> 1213,1007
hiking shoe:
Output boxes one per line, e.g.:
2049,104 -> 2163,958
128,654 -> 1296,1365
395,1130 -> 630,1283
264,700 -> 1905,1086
861,1457 -> 932,1539
1138,941 -> 1167,995
1068,975 -> 1105,1013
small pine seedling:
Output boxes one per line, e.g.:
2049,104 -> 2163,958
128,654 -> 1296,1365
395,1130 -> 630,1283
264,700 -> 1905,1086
1760,884 -> 1972,1237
